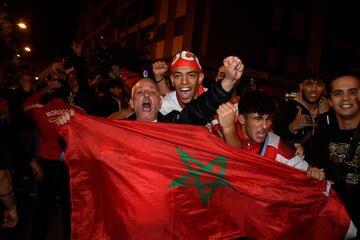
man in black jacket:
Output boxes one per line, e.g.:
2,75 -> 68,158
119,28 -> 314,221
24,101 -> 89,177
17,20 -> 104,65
274,68 -> 332,150
307,71 -> 360,236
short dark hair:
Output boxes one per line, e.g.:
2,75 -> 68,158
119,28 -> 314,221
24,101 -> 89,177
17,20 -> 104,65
326,69 -> 360,93
41,80 -> 69,103
238,91 -> 276,116
107,79 -> 124,89
298,67 -> 328,84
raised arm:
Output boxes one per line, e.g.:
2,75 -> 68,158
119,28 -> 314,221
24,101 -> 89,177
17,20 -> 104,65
221,56 -> 244,92
152,61 -> 170,95
217,102 -> 242,148
23,80 -> 62,111
164,56 -> 244,125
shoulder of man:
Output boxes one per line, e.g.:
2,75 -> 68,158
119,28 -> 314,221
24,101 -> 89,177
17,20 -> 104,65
160,91 -> 182,115
126,113 -> 136,120
157,111 -> 179,123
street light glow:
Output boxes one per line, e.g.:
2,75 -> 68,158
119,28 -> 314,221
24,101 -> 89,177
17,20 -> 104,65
24,46 -> 31,52
17,22 -> 27,29
16,54 -> 21,58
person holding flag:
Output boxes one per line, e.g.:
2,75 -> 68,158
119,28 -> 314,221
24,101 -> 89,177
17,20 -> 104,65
217,91 -> 325,181
55,56 -> 357,239
58,95 -> 354,239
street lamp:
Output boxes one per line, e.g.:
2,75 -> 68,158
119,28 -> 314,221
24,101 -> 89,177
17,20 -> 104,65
17,22 -> 27,30
24,46 -> 31,52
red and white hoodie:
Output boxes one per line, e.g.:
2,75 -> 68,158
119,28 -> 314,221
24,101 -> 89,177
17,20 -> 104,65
235,122 -> 309,171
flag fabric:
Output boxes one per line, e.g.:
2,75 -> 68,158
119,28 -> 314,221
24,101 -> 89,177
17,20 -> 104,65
60,114 -> 350,240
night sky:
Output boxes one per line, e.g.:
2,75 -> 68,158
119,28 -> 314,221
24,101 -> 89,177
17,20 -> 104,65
4,0 -> 360,70
3,0 -> 83,64
30,0 -> 83,61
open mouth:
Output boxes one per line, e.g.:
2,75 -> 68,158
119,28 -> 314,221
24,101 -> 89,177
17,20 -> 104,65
257,131 -> 267,139
340,104 -> 352,109
142,101 -> 152,112
178,87 -> 192,100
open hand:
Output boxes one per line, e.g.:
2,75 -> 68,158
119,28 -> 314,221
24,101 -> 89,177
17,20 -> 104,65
71,41 -> 83,56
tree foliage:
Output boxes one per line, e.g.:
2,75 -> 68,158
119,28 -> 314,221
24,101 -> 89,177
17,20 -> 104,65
0,11 -> 24,87
83,42 -> 151,79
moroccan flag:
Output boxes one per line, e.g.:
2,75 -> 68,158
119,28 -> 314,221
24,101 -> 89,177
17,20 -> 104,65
60,114 -> 350,240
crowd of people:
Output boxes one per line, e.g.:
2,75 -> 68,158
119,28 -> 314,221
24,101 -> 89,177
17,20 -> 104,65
0,44 -> 359,239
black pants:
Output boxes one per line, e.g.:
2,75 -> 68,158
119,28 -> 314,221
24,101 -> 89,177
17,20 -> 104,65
33,159 -> 71,240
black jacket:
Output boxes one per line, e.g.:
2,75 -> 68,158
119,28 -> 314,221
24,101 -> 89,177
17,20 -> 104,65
306,123 -> 360,229
273,94 -> 333,147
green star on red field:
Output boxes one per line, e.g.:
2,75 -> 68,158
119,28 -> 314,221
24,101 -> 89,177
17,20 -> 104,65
169,147 -> 231,207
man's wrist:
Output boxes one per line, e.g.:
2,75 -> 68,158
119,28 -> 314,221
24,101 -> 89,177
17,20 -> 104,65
222,126 -> 236,135
220,77 -> 235,92
6,205 -> 16,212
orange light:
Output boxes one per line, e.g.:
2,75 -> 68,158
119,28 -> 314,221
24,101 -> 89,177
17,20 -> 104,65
17,22 -> 27,29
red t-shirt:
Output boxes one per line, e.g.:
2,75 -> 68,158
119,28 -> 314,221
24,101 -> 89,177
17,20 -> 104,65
24,91 -> 85,160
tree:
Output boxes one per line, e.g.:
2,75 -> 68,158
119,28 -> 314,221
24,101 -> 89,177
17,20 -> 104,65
83,42 -> 151,79
0,12 -> 24,87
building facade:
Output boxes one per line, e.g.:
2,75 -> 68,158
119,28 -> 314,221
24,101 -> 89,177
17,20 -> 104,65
75,0 -> 359,95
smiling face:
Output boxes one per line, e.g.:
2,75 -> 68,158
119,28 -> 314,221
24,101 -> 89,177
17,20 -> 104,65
130,79 -> 162,122
329,75 -> 360,122
300,79 -> 325,104
170,66 -> 204,108
239,112 -> 273,143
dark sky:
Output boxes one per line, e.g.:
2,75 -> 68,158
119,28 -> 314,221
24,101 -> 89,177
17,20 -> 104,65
30,0 -> 83,61
4,0 -> 360,70
4,0 -> 83,63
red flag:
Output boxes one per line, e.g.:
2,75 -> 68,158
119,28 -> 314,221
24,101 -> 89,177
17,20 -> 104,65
60,114 -> 350,240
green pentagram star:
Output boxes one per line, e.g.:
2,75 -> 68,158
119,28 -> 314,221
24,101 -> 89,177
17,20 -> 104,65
169,147 -> 231,207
